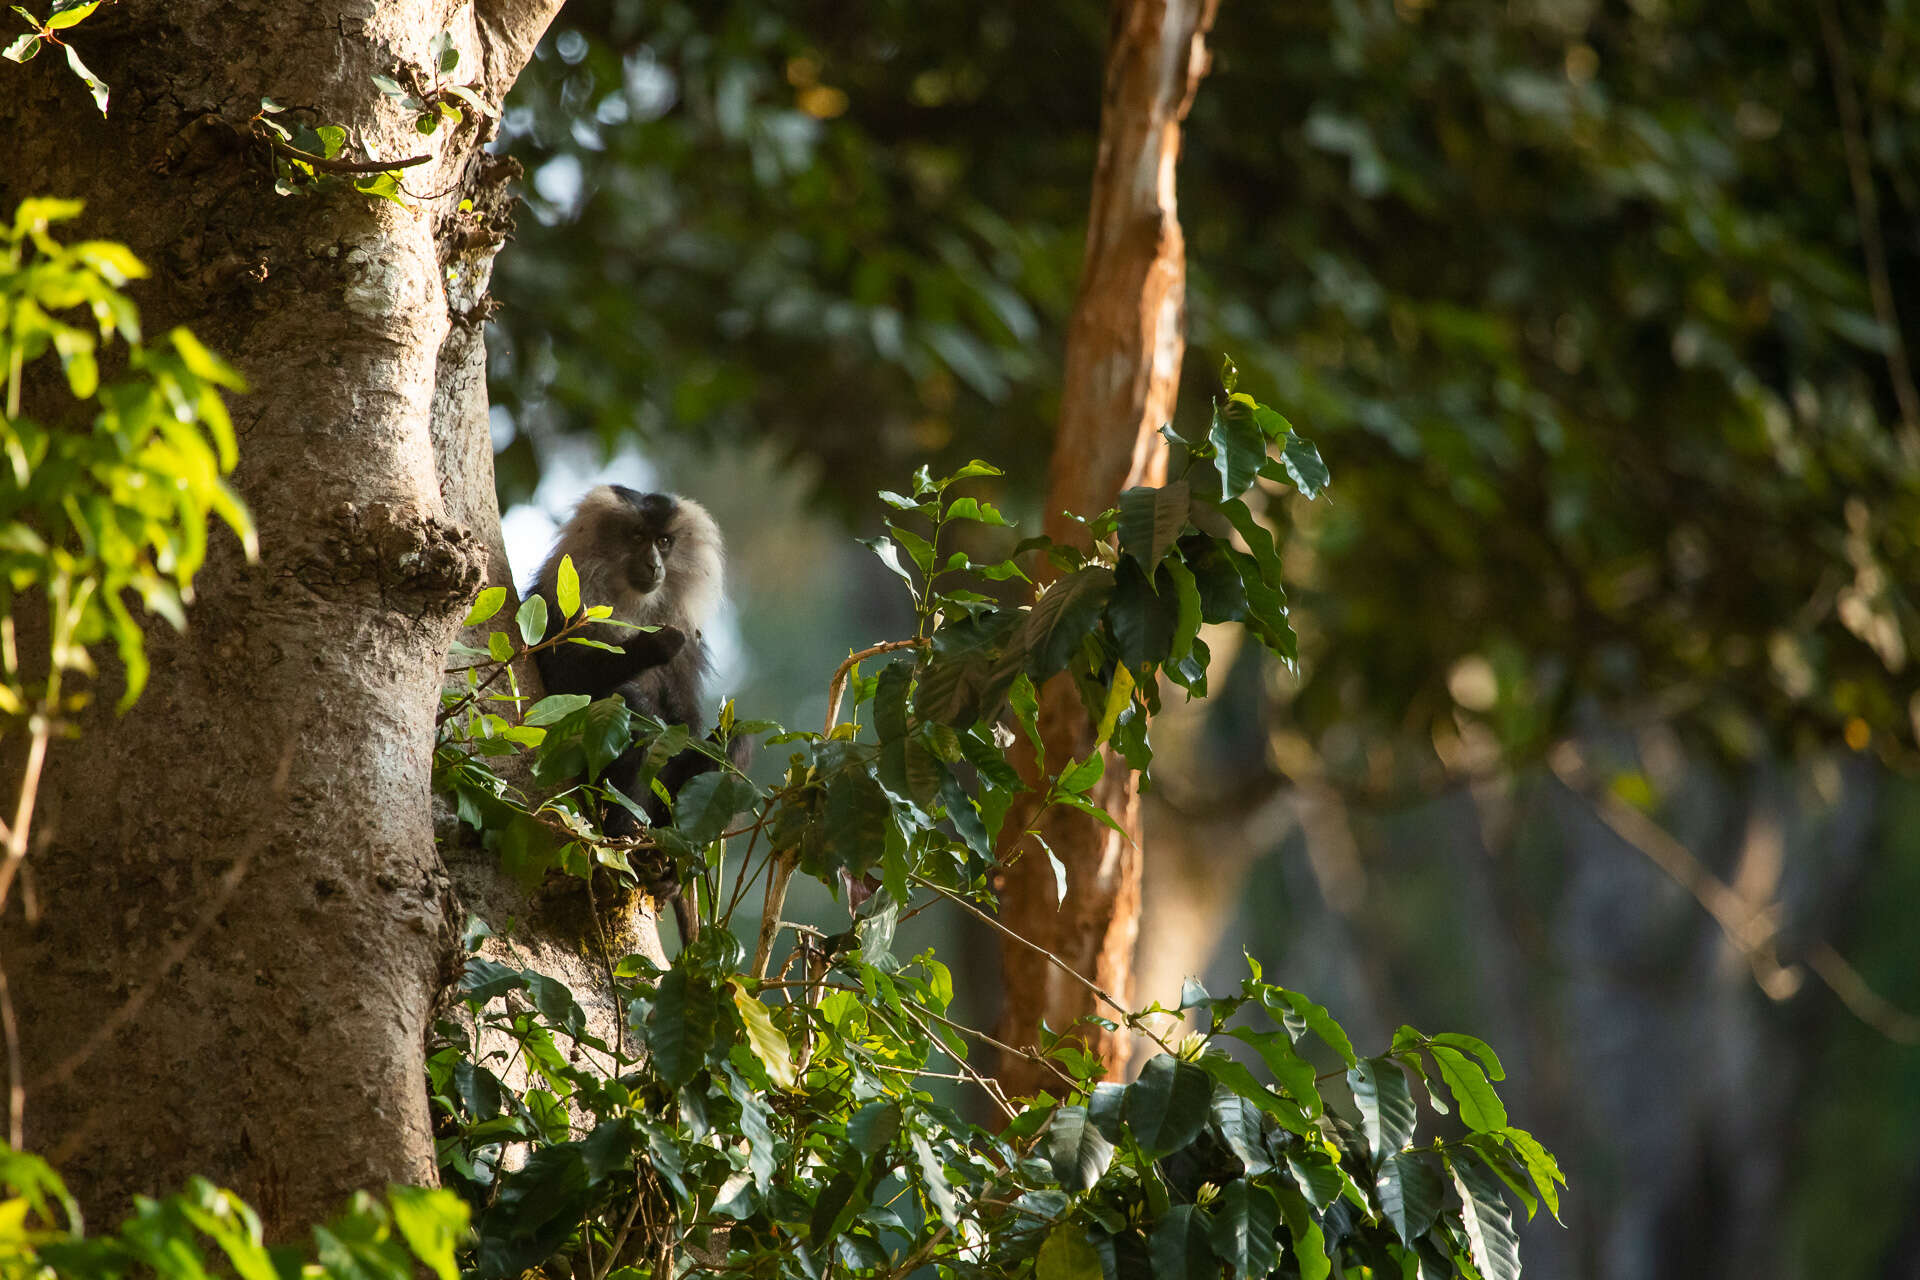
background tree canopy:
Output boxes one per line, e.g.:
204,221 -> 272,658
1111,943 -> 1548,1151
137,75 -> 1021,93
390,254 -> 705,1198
485,1 -> 1920,1275
493,0 -> 1920,770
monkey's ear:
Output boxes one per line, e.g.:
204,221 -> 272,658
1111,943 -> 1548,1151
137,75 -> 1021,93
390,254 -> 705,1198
624,625 -> 687,669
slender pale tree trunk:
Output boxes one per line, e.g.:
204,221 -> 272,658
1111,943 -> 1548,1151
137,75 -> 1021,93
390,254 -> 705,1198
994,0 -> 1219,1094
0,0 -> 559,1235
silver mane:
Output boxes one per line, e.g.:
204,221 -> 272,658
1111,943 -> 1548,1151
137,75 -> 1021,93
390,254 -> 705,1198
535,487 -> 725,637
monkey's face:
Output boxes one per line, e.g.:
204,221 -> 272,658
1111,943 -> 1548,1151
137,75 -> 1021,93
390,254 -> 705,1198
555,485 -> 724,628
615,488 -> 680,598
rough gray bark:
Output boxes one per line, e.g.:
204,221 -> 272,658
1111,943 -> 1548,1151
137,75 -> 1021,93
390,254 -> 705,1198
0,0 -> 561,1236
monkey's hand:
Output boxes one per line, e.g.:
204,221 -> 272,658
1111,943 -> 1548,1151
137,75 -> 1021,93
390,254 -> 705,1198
533,621 -> 687,701
622,624 -> 687,668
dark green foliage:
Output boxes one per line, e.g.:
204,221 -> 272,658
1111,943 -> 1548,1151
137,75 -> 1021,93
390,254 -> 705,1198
492,0 -> 1920,770
426,429 -> 1562,1276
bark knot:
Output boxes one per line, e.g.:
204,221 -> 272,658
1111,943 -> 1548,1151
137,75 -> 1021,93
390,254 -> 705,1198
324,500 -> 485,613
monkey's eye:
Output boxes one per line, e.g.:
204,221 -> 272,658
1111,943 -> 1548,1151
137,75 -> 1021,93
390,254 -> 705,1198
656,534 -> 676,553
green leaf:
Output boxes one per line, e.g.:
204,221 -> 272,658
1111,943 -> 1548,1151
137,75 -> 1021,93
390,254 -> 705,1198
577,697 -> 632,781
1116,480 -> 1190,574
1056,751 -> 1103,797
891,524 -> 935,573
1208,398 -> 1265,498
1016,567 -> 1114,680
1498,1125 -> 1566,1222
525,972 -> 586,1038
1036,1222 -> 1103,1280
388,1186 -> 469,1280
1279,434 -> 1330,499
1124,1054 -> 1212,1155
847,1099 -> 901,1154
1149,1204 -> 1213,1280
1044,1105 -> 1115,1191
1348,1057 -> 1416,1166
486,631 -> 513,662
462,586 -> 508,627
554,555 -> 579,617
62,41 -> 108,113
909,1131 -> 960,1228
672,771 -> 756,846
1223,1026 -> 1321,1116
1449,1156 -> 1522,1280
45,0 -> 99,28
2,32 -> 39,61
1285,1148 -> 1345,1211
645,968 -> 716,1088
1275,1187 -> 1331,1280
460,957 -> 526,1002
1162,556 -> 1204,667
1108,556 -> 1176,669
943,495 -> 1013,527
1264,985 -> 1358,1066
1209,1180 -> 1280,1279
730,981 -> 796,1090
1194,1049 -> 1312,1135
1376,1150 -> 1442,1248
372,73 -> 408,99
859,535 -> 919,596
515,593 -> 549,645
1428,1044 -> 1508,1132
1431,1032 -> 1506,1081
432,29 -> 459,73
522,694 -> 589,726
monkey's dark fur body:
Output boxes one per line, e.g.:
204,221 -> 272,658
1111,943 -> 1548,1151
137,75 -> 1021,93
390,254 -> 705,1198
530,486 -> 741,938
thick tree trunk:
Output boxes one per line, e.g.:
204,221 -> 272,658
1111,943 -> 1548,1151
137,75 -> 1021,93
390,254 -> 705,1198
993,0 -> 1218,1094
0,0 -> 559,1236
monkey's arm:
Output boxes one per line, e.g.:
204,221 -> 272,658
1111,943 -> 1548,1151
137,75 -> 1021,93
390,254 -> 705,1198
533,620 -> 687,698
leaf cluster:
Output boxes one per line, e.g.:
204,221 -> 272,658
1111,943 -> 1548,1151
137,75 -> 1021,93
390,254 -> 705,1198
0,198 -> 254,716
2,0 -> 109,115
429,400 -> 1557,1276
0,1144 -> 470,1280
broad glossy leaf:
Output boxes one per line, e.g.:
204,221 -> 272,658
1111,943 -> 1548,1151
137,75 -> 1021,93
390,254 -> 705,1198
1016,567 -> 1114,680
1035,1222 -> 1102,1280
1348,1058 -> 1416,1166
645,968 -> 717,1088
515,593 -> 548,645
1280,434 -> 1330,499
1376,1150 -> 1442,1248
555,555 -> 579,617
1149,1205 -> 1213,1280
673,771 -> 757,846
1124,1054 -> 1212,1155
730,981 -> 797,1090
1428,1045 -> 1507,1133
1109,556 -> 1176,669
1044,1106 -> 1114,1191
1209,398 -> 1265,498
462,586 -> 507,627
1449,1156 -> 1521,1280
1117,480 -> 1190,573
1276,1187 -> 1331,1280
1498,1125 -> 1566,1222
1208,1180 -> 1280,1279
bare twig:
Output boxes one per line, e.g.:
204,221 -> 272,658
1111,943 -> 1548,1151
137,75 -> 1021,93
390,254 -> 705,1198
909,873 -> 1178,1059
1550,744 -> 1920,1042
261,133 -> 432,174
823,639 -> 926,735
0,964 -> 21,1147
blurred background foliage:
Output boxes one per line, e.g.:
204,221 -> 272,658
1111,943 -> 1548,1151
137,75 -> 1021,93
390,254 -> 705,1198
487,0 -> 1920,1276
